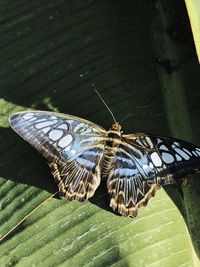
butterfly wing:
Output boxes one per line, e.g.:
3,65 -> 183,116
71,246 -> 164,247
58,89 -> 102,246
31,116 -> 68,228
9,111 -> 106,200
107,133 -> 200,217
124,133 -> 200,182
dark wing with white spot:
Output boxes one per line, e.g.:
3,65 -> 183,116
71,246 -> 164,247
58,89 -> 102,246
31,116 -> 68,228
124,133 -> 200,183
107,133 -> 200,217
9,111 -> 106,200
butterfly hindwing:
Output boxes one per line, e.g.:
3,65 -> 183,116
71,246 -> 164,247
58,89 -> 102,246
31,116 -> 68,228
9,111 -> 106,200
107,142 -> 160,217
48,146 -> 103,201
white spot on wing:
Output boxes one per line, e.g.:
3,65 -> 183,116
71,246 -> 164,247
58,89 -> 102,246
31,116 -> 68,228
182,148 -> 192,156
50,116 -> 57,120
162,152 -> 174,164
136,139 -> 143,146
160,144 -> 169,151
64,146 -> 70,151
42,127 -> 51,133
143,163 -> 154,170
28,117 -> 37,121
156,138 -> 162,144
58,124 -> 68,130
151,152 -> 162,167
58,134 -> 73,148
149,162 -> 154,169
143,164 -> 149,170
174,147 -> 190,160
35,119 -> 46,123
192,151 -> 198,157
23,113 -> 35,120
71,149 -> 76,155
174,142 -> 180,147
175,154 -> 182,161
36,121 -> 55,129
49,129 -> 63,141
145,137 -> 153,148
195,149 -> 200,156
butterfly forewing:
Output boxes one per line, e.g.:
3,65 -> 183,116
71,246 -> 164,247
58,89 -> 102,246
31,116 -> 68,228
9,111 -> 106,200
124,134 -> 200,182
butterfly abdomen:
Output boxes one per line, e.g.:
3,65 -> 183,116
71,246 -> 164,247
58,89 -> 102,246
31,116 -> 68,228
101,130 -> 121,179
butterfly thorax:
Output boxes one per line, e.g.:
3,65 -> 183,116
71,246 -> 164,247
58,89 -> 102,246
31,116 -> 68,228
101,123 -> 122,179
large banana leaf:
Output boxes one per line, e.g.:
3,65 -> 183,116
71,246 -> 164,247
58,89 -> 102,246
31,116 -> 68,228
185,0 -> 200,62
1,1 -> 200,266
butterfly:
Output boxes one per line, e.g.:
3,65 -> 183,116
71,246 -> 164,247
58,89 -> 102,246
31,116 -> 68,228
9,110 -> 200,217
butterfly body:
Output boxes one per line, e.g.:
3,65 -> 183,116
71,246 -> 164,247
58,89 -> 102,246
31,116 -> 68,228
9,111 -> 200,217
101,123 -> 122,179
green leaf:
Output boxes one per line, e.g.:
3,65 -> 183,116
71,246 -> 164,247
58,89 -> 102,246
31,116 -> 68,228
1,1 -> 200,266
185,0 -> 200,62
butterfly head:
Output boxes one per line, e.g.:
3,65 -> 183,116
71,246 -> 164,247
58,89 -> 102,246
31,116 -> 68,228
110,123 -> 122,132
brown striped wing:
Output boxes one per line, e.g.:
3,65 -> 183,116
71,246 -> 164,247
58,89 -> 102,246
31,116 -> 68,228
9,111 -> 106,201
107,133 -> 200,217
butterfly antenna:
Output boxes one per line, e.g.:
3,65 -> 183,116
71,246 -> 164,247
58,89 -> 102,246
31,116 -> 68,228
0,191 -> 59,243
92,84 -> 117,123
119,95 -> 156,123
119,112 -> 133,123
